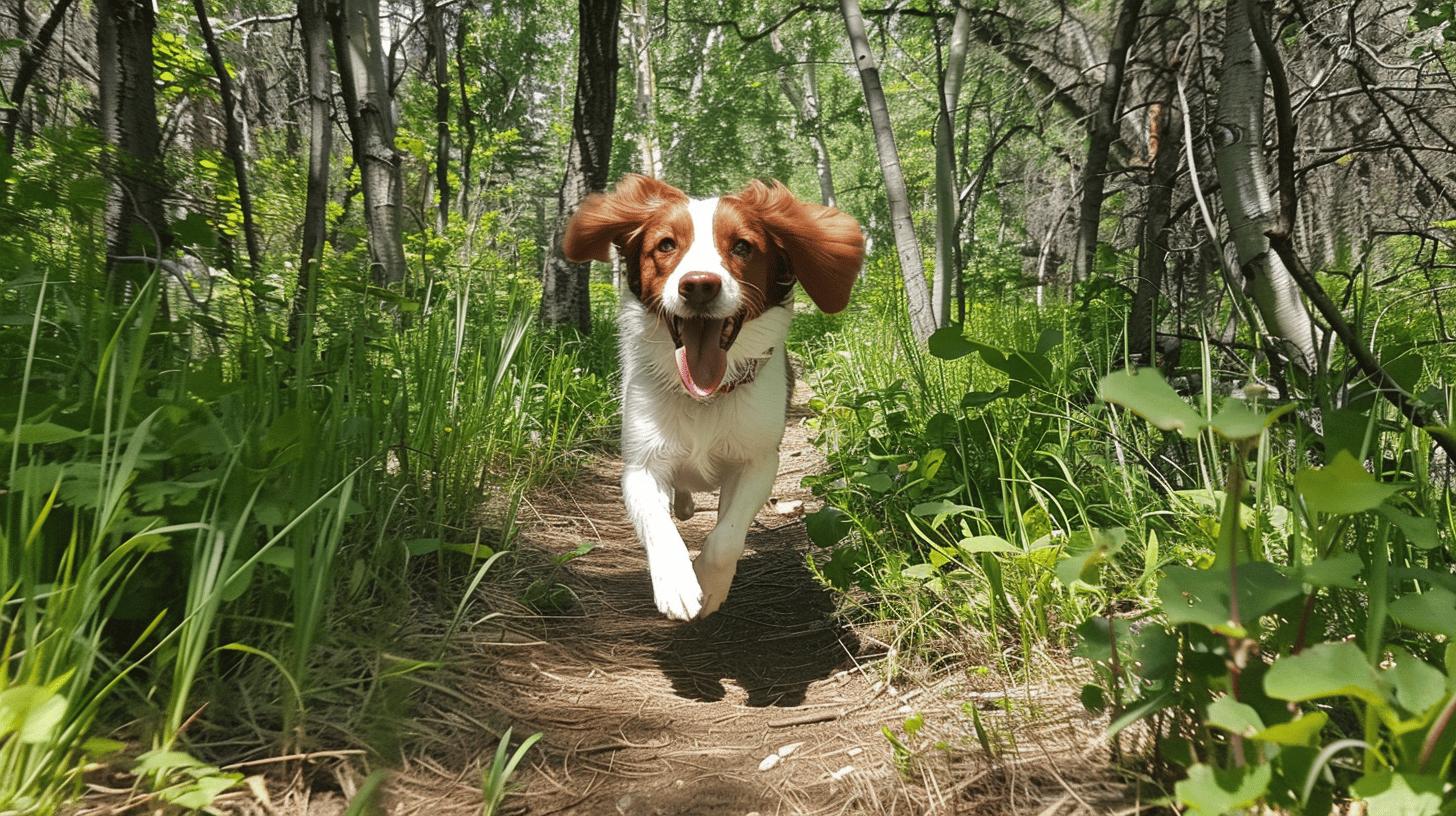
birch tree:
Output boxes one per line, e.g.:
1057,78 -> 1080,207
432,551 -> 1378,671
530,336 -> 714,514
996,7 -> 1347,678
1072,0 -> 1141,283
769,28 -> 835,206
1212,0 -> 1318,372
840,0 -> 934,340
625,0 -> 662,177
290,0 -> 333,342
931,5 -> 970,327
329,0 -> 407,286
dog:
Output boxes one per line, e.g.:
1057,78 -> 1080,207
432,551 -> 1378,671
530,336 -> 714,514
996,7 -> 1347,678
563,175 -> 864,620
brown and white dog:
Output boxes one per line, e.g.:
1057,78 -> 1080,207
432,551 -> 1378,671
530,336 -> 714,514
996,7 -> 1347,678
563,175 -> 864,620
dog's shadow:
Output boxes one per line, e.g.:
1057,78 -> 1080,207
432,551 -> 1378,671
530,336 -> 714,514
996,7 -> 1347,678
652,528 -> 860,707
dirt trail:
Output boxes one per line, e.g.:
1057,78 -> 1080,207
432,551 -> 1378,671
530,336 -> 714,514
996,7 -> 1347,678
389,386 -> 1136,815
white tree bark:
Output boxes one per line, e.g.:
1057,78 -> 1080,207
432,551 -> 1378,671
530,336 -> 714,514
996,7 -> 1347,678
769,29 -> 836,206
840,0 -> 935,340
1213,0 -> 1318,372
625,0 -> 662,177
932,5 -> 971,327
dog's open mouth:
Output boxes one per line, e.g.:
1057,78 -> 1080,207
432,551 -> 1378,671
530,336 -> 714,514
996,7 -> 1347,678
668,314 -> 744,398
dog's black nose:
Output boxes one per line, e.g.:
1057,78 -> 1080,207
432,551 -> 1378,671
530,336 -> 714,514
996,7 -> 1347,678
679,273 -> 721,308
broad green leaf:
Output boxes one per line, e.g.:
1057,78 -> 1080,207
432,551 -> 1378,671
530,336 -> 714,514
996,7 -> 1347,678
927,326 -> 975,360
1175,762 -> 1272,815
159,772 -> 243,810
1055,528 -> 1125,586
1205,696 -> 1264,736
910,500 -> 975,529
1265,642 -> 1387,707
132,749 -> 208,774
1294,451 -> 1405,515
0,685 -> 67,744
1209,400 -> 1293,441
1297,552 -> 1363,588
902,563 -> 937,581
1158,563 -> 1300,637
957,535 -> 1020,555
1251,711 -> 1327,746
1385,647 -> 1448,716
805,506 -> 852,548
1080,683 -> 1106,713
1098,368 -> 1204,439
1380,506 -> 1440,550
0,422 -> 88,445
1350,772 -> 1444,816
1389,586 -> 1456,639
1073,615 -> 1131,663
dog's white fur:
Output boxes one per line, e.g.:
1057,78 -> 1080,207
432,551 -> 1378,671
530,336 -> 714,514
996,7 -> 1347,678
617,202 -> 793,621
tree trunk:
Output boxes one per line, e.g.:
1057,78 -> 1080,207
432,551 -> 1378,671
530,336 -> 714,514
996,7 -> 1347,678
290,0 -> 333,344
840,0 -> 934,340
931,5 -> 970,327
625,0 -> 662,177
3,0 -> 75,156
1072,0 -> 1142,282
1212,0 -> 1317,372
192,0 -> 263,304
1129,100 -> 1181,362
96,0 -> 173,282
329,0 -> 407,286
425,0 -> 451,231
768,30 -> 836,206
453,9 -> 477,218
665,25 -> 721,161
541,0 -> 620,334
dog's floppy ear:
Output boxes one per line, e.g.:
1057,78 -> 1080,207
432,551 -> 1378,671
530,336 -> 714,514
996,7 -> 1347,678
564,174 -> 688,263
726,180 -> 864,314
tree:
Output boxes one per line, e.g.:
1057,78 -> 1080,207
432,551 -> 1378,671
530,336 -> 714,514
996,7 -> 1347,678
840,0 -> 935,340
931,4 -> 970,327
192,0 -> 263,304
329,0 -> 408,286
290,0 -> 334,342
2,0 -> 74,157
1212,0 -> 1317,372
624,0 -> 662,177
1072,0 -> 1142,283
768,28 -> 835,206
425,0 -> 452,232
541,0 -> 621,334
96,0 -> 173,284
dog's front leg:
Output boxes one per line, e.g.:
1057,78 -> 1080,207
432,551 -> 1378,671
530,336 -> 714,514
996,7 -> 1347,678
622,466 -> 703,621
694,456 -> 779,618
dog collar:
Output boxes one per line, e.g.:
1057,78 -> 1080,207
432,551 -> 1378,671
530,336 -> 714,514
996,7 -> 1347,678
691,348 -> 773,402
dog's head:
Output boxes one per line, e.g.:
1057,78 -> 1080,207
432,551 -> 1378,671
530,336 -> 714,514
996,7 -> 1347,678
564,175 -> 864,397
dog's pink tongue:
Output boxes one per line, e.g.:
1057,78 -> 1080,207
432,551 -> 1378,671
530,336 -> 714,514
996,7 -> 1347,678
676,318 -> 727,398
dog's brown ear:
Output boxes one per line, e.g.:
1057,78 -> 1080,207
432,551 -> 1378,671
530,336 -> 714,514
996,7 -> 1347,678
726,180 -> 864,314
564,174 -> 688,263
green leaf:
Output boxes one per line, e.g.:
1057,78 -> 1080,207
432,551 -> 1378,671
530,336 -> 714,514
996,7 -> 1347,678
1174,762 -> 1272,815
1380,506 -> 1439,550
0,685 -> 68,744
1158,563 -> 1300,637
1350,772 -> 1444,816
902,563 -> 937,581
1389,586 -> 1456,639
1205,696 -> 1264,736
909,500 -> 975,529
1265,642 -> 1387,707
1385,647 -> 1448,716
1080,683 -> 1106,714
805,506 -> 852,548
957,535 -> 1020,555
1098,368 -> 1205,439
1055,528 -> 1125,587
927,326 -> 975,360
159,772 -> 243,810
1250,711 -> 1327,746
1296,552 -> 1363,588
1209,400 -> 1293,441
1294,451 -> 1405,515
132,749 -> 208,774
0,422 -> 88,444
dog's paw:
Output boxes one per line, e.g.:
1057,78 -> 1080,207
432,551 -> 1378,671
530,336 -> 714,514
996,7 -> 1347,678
693,556 -> 738,619
652,559 -> 704,621
672,490 -> 695,521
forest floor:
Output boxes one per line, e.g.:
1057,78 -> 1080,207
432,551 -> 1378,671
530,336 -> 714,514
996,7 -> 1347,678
273,384 -> 1145,816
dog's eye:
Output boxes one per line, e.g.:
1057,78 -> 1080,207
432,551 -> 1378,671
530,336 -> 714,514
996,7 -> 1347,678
656,237 -> 677,253
731,239 -> 752,258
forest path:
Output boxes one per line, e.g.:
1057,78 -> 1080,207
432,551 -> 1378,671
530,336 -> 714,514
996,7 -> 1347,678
388,383 -> 1131,816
